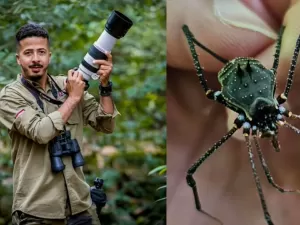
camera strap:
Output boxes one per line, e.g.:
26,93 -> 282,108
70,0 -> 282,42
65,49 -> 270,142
21,75 -> 66,112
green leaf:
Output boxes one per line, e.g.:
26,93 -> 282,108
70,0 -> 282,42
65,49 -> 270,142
148,165 -> 166,175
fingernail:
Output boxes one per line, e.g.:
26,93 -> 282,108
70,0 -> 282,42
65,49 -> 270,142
213,0 -> 278,40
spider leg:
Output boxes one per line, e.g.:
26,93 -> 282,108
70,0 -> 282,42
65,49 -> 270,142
281,121 -> 300,134
271,26 -> 285,73
277,33 -> 300,104
186,29 -> 229,64
186,115 -> 244,211
276,106 -> 300,134
244,135 -> 274,225
182,25 -> 239,113
282,110 -> 300,121
253,136 -> 300,193
271,26 -> 285,97
289,114 -> 300,119
271,135 -> 280,152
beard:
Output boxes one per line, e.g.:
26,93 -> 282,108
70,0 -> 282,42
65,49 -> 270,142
22,65 -> 48,82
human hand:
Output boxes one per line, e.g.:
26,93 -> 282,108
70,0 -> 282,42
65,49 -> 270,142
93,51 -> 113,86
65,69 -> 85,102
167,0 -> 300,225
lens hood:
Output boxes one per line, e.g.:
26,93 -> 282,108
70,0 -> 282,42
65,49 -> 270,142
105,10 -> 133,39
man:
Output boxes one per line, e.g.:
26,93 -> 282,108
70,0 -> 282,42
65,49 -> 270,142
0,23 -> 119,224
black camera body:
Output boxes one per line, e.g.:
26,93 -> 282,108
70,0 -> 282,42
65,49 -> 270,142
91,178 -> 107,208
90,178 -> 107,220
49,130 -> 84,173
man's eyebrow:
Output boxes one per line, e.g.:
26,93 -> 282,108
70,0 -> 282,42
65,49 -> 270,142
23,48 -> 47,51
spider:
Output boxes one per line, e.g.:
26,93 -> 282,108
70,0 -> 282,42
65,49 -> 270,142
182,24 -> 300,225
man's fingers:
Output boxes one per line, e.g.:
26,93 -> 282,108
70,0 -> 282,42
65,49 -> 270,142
67,70 -> 84,87
97,65 -> 111,72
167,179 -> 223,225
105,51 -> 112,63
167,0 -> 276,71
93,59 -> 111,66
72,71 -> 80,79
67,69 -> 75,78
75,72 -> 84,81
255,2 -> 300,97
63,78 -> 68,89
279,1 -> 300,72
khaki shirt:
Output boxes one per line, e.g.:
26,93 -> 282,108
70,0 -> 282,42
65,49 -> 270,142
0,74 -> 119,219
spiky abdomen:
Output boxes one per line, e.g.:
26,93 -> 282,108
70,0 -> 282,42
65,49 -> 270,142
218,57 -> 276,119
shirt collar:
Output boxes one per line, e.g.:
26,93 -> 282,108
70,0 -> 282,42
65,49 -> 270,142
18,73 -> 53,93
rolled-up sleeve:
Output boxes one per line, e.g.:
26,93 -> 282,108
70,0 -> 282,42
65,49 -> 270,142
82,91 -> 120,133
0,89 -> 64,144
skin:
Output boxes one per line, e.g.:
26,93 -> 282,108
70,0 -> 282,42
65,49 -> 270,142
16,37 -> 51,87
167,0 -> 300,225
16,36 -> 115,123
93,52 -> 115,114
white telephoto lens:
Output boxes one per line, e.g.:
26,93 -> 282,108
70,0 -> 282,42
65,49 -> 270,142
77,10 -> 133,84
94,30 -> 117,53
78,30 -> 118,81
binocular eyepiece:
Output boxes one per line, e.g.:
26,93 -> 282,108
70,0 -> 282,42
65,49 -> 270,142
49,130 -> 84,173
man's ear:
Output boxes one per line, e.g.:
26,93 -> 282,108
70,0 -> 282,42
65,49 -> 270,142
16,53 -> 21,65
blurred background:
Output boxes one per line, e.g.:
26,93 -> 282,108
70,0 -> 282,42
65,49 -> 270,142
0,0 -> 166,224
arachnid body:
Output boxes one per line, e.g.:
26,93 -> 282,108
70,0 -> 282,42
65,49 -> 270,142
182,24 -> 300,225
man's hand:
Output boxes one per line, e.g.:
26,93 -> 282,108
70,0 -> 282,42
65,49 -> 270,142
93,51 -> 113,86
65,69 -> 86,102
58,70 -> 85,123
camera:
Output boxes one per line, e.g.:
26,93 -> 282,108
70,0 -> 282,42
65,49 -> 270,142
77,10 -> 133,88
91,178 -> 107,208
49,130 -> 84,173
90,178 -> 107,220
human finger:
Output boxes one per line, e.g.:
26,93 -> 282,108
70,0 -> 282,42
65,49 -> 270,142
74,71 -> 84,81
168,208 -> 222,225
255,1 -> 300,103
97,65 -> 112,72
167,175 -> 223,225
167,0 -> 278,72
240,0 -> 290,30
105,51 -> 112,63
67,69 -> 75,79
93,59 -> 112,66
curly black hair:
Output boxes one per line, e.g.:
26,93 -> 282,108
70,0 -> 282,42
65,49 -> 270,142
15,23 -> 50,51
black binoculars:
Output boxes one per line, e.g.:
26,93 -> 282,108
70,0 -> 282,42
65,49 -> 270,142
49,129 -> 84,173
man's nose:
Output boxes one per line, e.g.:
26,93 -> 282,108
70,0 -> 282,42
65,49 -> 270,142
32,52 -> 40,62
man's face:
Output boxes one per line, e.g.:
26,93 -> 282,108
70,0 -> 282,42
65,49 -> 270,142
16,37 -> 51,82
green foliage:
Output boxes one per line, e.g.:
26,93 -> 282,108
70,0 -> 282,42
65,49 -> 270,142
148,165 -> 166,203
85,151 -> 166,225
0,0 -> 166,224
